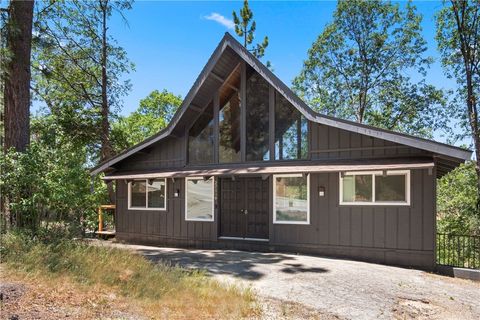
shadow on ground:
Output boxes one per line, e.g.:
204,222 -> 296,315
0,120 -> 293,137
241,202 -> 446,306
138,248 -> 329,280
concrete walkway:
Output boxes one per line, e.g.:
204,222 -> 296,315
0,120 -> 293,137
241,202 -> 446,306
107,242 -> 480,320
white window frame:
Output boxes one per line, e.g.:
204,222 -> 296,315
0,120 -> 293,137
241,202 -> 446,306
128,178 -> 167,211
273,173 -> 310,225
185,177 -> 215,222
339,170 -> 410,206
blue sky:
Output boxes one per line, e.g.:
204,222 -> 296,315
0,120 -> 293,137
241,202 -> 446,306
110,0 -> 454,117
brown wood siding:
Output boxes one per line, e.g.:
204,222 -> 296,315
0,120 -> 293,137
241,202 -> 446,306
115,178 -> 217,242
115,168 -> 435,269
115,136 -> 185,171
270,169 -> 435,256
111,119 -> 436,269
310,123 -> 430,160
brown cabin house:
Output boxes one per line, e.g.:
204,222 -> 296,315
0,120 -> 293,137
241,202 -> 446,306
92,33 -> 471,270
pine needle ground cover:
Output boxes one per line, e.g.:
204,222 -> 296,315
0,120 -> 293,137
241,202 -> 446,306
0,232 -> 259,319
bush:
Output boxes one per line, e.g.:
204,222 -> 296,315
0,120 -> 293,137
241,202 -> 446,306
0,139 -> 107,234
437,161 -> 480,235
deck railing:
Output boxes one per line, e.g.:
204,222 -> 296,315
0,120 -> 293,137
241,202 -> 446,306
436,233 -> 480,269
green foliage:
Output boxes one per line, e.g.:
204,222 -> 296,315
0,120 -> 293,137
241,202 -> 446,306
232,0 -> 269,59
435,1 -> 480,145
31,0 -> 134,160
111,89 -> 182,151
437,162 -> 480,236
293,0 -> 447,138
0,116 -> 107,233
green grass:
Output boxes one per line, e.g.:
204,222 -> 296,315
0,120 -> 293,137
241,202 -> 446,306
0,231 -> 258,319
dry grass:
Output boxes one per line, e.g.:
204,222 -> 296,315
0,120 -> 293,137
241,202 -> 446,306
0,232 -> 259,319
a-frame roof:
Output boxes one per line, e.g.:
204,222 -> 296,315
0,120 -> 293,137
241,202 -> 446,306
91,32 -> 471,176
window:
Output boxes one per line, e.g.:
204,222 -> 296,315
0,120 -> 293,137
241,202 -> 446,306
273,174 -> 309,224
246,71 -> 270,161
185,177 -> 214,221
219,65 -> 241,163
339,171 -> 410,205
128,179 -> 167,210
275,91 -> 308,160
188,102 -> 214,165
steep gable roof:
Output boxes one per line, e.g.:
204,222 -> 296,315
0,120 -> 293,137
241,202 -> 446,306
91,32 -> 471,176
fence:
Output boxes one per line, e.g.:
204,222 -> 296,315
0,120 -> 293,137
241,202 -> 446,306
436,233 -> 480,269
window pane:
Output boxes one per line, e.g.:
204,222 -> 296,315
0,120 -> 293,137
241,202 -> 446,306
275,176 -> 308,222
375,175 -> 406,202
186,178 -> 213,220
188,102 -> 214,165
219,66 -> 241,163
275,92 -> 308,160
246,71 -> 270,161
342,175 -> 372,202
148,179 -> 166,208
131,181 -> 146,207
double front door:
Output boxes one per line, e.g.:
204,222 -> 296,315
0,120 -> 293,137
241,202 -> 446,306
219,177 -> 269,240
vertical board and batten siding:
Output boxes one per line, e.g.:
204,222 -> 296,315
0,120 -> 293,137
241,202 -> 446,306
115,178 -> 217,245
269,169 -> 435,267
310,123 -> 431,160
112,119 -> 437,269
115,136 -> 185,172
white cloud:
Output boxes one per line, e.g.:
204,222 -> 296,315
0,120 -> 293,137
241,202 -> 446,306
204,12 -> 234,30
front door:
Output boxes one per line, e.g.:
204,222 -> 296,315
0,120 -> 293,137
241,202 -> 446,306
219,177 -> 269,239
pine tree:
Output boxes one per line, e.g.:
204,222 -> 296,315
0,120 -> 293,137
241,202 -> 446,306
232,0 -> 268,59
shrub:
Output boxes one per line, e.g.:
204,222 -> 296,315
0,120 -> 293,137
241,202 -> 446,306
437,161 -> 480,235
0,140 -> 107,234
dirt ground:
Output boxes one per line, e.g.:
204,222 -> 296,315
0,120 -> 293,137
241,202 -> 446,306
0,265 -> 332,320
105,242 -> 480,320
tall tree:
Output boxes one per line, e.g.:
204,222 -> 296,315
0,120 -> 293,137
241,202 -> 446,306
232,0 -> 269,59
111,89 -> 182,151
2,0 -> 34,152
32,0 -> 133,159
293,0 -> 446,137
436,0 -> 480,209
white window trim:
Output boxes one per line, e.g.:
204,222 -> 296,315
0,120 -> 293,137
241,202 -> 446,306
128,179 -> 167,211
273,173 -> 310,225
339,170 -> 410,206
185,177 -> 215,222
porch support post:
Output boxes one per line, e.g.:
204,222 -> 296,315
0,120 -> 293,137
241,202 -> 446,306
269,85 -> 275,161
241,61 -> 246,162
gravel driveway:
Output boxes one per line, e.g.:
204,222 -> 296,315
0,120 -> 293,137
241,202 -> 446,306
108,242 -> 480,319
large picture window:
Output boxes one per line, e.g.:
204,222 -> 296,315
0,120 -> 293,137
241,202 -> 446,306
128,179 -> 167,210
219,65 -> 241,163
185,177 -> 215,221
246,71 -> 270,161
275,92 -> 308,160
273,174 -> 309,224
339,171 -> 410,205
188,102 -> 214,165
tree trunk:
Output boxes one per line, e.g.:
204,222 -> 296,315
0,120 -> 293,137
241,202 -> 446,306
3,0 -> 34,153
99,0 -> 115,204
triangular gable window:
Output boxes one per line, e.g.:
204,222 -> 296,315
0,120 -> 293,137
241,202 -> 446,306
188,102 -> 214,165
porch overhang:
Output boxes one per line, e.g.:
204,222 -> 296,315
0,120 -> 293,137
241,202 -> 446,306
102,159 -> 435,181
